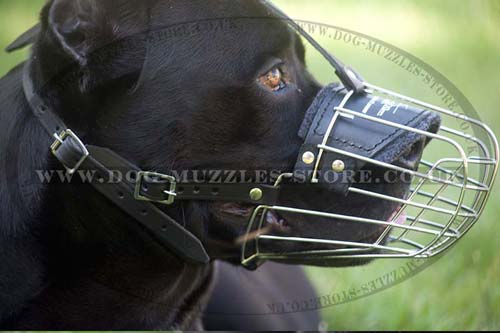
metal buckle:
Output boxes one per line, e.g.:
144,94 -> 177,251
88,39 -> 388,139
50,129 -> 89,175
134,171 -> 177,205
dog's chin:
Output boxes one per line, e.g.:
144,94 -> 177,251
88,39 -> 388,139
211,200 -> 407,267
272,207 -> 408,267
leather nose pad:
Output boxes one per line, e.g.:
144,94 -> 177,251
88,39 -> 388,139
394,137 -> 426,171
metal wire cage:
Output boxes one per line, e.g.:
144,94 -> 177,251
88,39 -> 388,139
241,81 -> 499,267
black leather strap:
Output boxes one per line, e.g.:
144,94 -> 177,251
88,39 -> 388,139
22,61 -> 212,264
82,146 -> 210,265
84,144 -> 281,206
23,64 -> 68,136
136,181 -> 279,206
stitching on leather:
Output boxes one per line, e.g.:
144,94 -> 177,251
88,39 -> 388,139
338,111 -> 423,152
312,93 -> 337,136
313,96 -> 424,152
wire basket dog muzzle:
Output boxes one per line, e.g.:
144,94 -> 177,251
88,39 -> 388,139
241,79 -> 498,266
240,1 -> 500,267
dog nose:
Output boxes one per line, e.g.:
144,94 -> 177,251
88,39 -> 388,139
394,137 -> 427,171
393,113 -> 441,171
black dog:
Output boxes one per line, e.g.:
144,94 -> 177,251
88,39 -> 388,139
0,0 -> 434,329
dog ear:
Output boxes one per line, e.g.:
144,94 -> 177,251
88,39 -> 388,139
48,0 -> 118,65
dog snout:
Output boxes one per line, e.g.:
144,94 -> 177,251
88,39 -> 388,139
395,111 -> 441,171
394,137 -> 426,171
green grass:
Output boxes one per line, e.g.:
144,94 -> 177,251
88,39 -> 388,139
1,0 -> 499,330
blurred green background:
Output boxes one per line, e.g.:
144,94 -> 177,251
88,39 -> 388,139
1,0 -> 498,330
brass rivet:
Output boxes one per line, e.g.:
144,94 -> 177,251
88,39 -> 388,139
332,160 -> 345,173
249,188 -> 263,201
302,151 -> 316,165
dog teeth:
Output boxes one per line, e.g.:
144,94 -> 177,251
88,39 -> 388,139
265,212 -> 289,230
266,211 -> 280,225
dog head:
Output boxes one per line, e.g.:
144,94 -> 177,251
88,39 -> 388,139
35,0 -> 439,266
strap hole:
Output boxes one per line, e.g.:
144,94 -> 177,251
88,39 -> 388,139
177,186 -> 184,194
212,188 -> 219,196
161,225 -> 167,232
130,172 -> 137,181
142,184 -> 149,192
55,126 -> 61,132
193,186 -> 200,194
118,192 -> 124,199
39,105 -> 47,113
141,209 -> 148,216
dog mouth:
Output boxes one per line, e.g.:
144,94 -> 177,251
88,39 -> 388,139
389,207 -> 407,225
212,198 -> 410,267
218,202 -> 406,240
218,203 -> 290,232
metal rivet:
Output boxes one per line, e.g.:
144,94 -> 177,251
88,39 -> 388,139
249,188 -> 263,201
302,151 -> 316,165
332,160 -> 345,173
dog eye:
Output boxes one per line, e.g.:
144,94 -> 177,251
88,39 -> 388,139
258,67 -> 287,92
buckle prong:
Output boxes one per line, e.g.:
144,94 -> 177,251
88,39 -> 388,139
135,171 -> 177,205
163,190 -> 177,197
50,129 -> 89,175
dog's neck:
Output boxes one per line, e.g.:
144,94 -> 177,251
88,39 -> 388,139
0,47 -> 214,329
